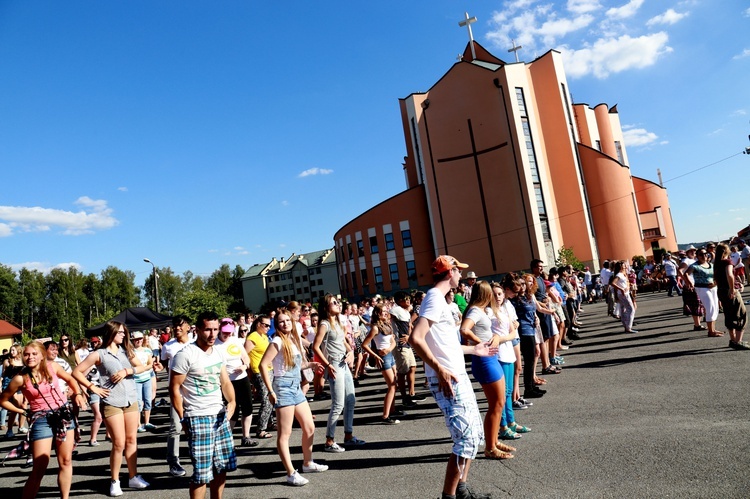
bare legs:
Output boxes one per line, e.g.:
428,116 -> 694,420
106,409 -> 140,481
24,430 -> 75,499
276,401 -> 316,476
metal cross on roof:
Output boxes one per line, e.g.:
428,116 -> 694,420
458,12 -> 477,61
508,39 -> 523,63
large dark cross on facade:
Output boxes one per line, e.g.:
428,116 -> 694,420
437,118 -> 507,271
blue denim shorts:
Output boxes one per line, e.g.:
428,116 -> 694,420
272,375 -> 307,408
380,352 -> 396,371
30,414 -> 77,442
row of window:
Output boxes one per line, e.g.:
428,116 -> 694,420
340,229 -> 412,262
269,278 -> 323,294
342,260 -> 418,296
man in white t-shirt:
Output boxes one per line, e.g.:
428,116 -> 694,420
161,315 -> 194,477
410,255 -> 496,499
170,311 -> 236,499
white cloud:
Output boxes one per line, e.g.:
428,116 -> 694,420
207,249 -> 219,253
606,0 -> 645,20
0,223 -> 12,237
567,0 -> 602,14
279,243 -> 286,248
298,167 -> 333,178
9,261 -> 82,274
744,7 -> 750,17
561,32 -> 672,79
622,127 -> 659,147
281,200 -> 289,206
487,1 -> 673,78
732,109 -> 747,116
708,128 -> 724,136
237,250 -> 249,255
117,186 -> 128,192
0,197 -> 118,236
234,246 -> 245,251
646,9 -> 689,26
537,14 -> 596,46
733,48 -> 750,60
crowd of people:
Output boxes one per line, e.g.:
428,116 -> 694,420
1,246 -> 748,498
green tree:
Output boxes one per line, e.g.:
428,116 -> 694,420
16,268 -> 46,333
144,267 -> 184,315
0,264 -> 19,323
555,246 -> 584,271
100,266 -> 138,316
175,287 -> 230,320
43,267 -> 86,339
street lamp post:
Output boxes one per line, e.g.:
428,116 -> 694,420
143,258 -> 159,313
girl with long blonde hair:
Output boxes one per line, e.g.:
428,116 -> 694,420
259,311 -> 327,486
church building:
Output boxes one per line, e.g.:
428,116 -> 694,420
334,34 -> 676,300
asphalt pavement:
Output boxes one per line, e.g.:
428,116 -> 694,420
1,290 -> 749,498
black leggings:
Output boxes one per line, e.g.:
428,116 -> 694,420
520,335 -> 536,395
230,376 -> 254,422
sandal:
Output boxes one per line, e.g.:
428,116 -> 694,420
541,367 -> 561,375
509,422 -> 531,433
693,325 -> 707,331
485,447 -> 514,459
500,428 -> 521,440
708,331 -> 725,337
495,442 -> 517,453
256,431 -> 274,439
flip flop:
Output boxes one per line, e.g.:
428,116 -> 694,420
256,431 -> 273,439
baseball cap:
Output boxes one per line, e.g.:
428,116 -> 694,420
131,331 -> 144,339
220,318 -> 235,333
431,255 -> 469,275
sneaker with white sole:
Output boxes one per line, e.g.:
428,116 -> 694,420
323,442 -> 345,453
109,480 -> 123,497
169,463 -> 187,477
128,475 -> 150,489
287,470 -> 309,486
302,461 -> 329,473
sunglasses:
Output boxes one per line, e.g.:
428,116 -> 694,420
260,323 -> 271,328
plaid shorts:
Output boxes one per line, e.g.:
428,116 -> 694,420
185,412 -> 237,484
427,373 -> 484,459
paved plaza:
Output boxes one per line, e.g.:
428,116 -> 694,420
1,290 -> 749,498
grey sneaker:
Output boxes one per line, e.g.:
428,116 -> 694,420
169,463 -> 187,477
323,442 -> 345,453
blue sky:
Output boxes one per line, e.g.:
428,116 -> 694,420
1,0 -> 749,283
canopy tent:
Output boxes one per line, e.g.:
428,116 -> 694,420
85,307 -> 173,337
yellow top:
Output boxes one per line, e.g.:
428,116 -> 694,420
247,331 -> 271,373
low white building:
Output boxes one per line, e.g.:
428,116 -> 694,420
241,249 -> 340,312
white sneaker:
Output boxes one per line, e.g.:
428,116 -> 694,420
323,442 -> 345,453
302,461 -> 329,473
128,475 -> 150,489
109,480 -> 123,497
286,470 -> 309,486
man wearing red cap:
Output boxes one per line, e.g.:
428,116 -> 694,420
410,255 -> 495,499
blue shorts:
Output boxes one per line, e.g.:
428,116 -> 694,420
380,352 -> 396,371
427,373 -> 484,459
30,414 -> 77,442
272,375 -> 307,408
471,355 -> 503,385
185,412 -> 237,484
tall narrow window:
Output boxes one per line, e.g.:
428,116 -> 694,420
389,263 -> 399,284
615,141 -> 624,164
369,235 -> 379,254
361,268 -> 369,287
405,260 -> 417,282
401,229 -> 412,248
357,239 -> 364,257
516,87 -> 551,241
384,233 -> 395,251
